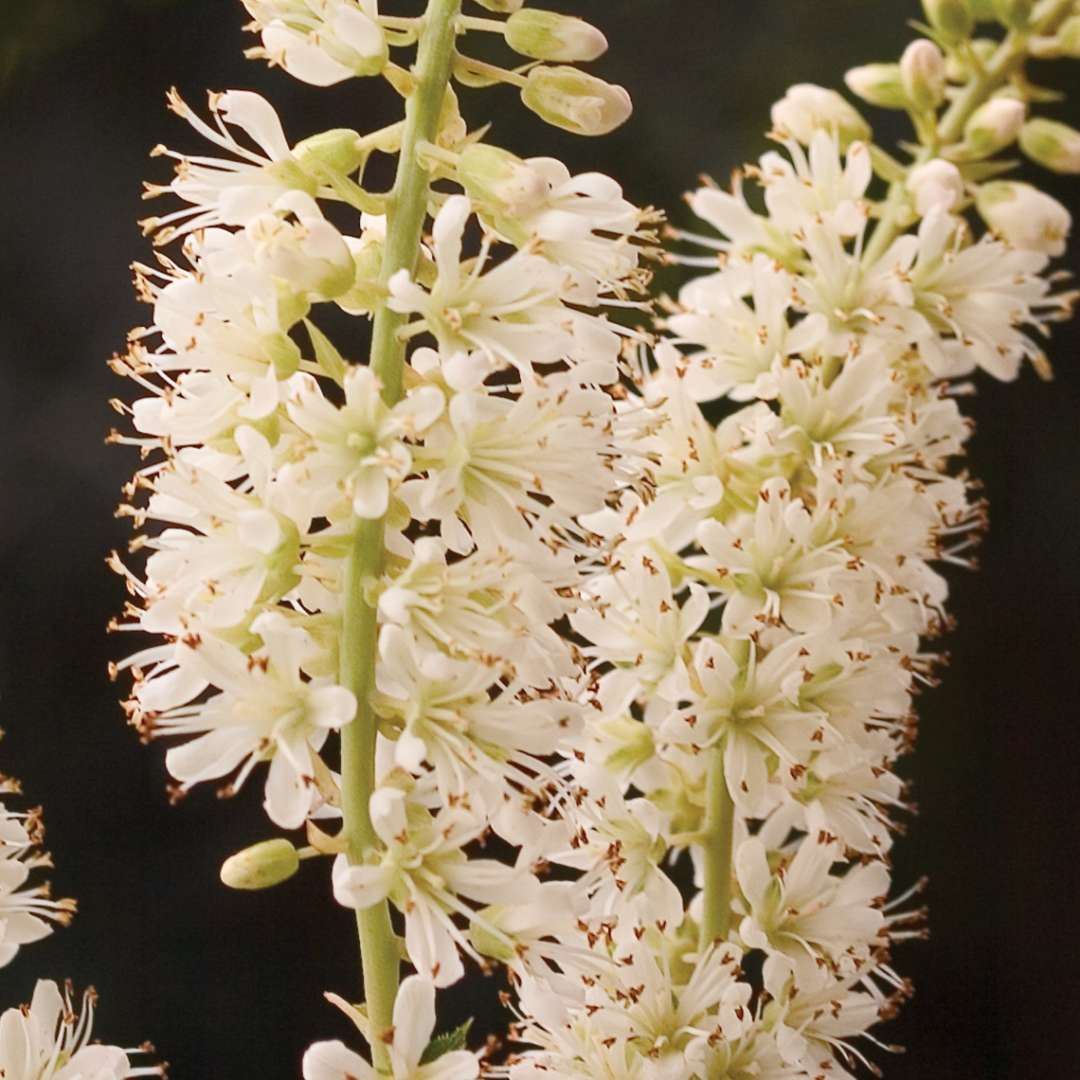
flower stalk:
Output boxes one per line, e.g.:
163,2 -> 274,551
339,0 -> 462,1062
699,748 -> 735,949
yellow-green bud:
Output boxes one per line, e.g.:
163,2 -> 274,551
263,329 -> 303,378
1056,16 -> 1080,58
460,145 -> 546,211
293,128 -> 365,177
992,0 -> 1033,29
844,63 -> 907,109
922,0 -> 975,42
472,0 -> 524,10
521,66 -> 632,137
968,0 -> 997,17
505,10 -> 608,62
337,236 -> 385,315
963,96 -> 1025,155
468,907 -> 516,962
900,39 -> 946,111
1020,118 -> 1080,174
220,839 -> 300,890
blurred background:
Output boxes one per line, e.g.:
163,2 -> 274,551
2,1 -> 1078,1076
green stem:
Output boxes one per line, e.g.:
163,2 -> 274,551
863,0 -> 1075,266
699,745 -> 735,950
338,0 -> 461,1068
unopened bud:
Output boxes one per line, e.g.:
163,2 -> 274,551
1019,118 -> 1080,174
505,10 -> 608,63
472,0 -> 524,10
963,96 -> 1025,155
968,0 -> 997,17
907,158 -> 965,215
922,0 -> 975,42
901,39 -> 946,111
521,66 -> 632,136
770,83 -> 871,148
459,144 -> 548,225
845,63 -> 907,109
992,0 -> 1033,29
294,128 -> 365,177
976,180 -> 1071,256
469,907 -> 516,963
1056,16 -> 1080,58
221,839 -> 300,890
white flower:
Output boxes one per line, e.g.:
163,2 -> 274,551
581,938 -> 751,1079
0,802 -> 75,967
907,208 -> 1067,380
758,131 -> 872,238
142,89 -> 303,243
695,477 -> 847,637
551,767 -> 683,932
387,195 -> 573,374
571,551 -> 709,702
0,981 -> 158,1080
130,615 -> 356,828
332,789 -> 539,986
404,371 -> 616,554
661,635 -> 843,816
285,367 -> 444,519
244,0 -> 388,85
373,625 -> 577,805
120,431 -> 305,635
202,190 -> 356,301
303,976 -> 478,1080
734,833 -> 888,986
378,537 -> 575,686
667,253 -> 827,402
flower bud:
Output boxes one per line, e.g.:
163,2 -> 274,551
221,839 -> 300,890
1019,118 -> 1080,174
992,0 -> 1033,29
473,0 -> 524,10
968,0 -> 997,16
1056,16 -> 1080,58
922,0 -> 975,42
907,158 -> 965,215
770,83 -> 871,148
963,96 -> 1025,155
505,10 -> 608,63
900,39 -> 946,111
845,63 -> 907,109
521,66 -> 632,136
293,128 -> 365,177
976,180 -> 1071,255
459,144 -> 549,218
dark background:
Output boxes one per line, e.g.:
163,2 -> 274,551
2,2 -> 1078,1076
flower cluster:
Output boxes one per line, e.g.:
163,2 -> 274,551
0,759 -> 157,1078
111,0 -> 652,1071
0,980 -> 159,1080
499,2 -> 1080,1077
0,773 -> 75,967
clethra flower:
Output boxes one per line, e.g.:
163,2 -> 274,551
127,615 -> 356,828
285,367 -> 444,519
0,981 -> 160,1080
243,0 -> 388,85
332,788 -> 539,986
0,797 -> 76,967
